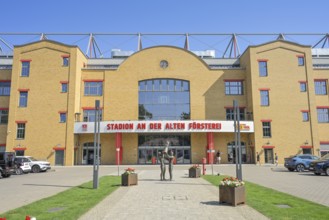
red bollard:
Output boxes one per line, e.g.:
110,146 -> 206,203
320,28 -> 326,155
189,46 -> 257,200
202,158 -> 207,175
26,216 -> 31,220
0,217 -> 6,220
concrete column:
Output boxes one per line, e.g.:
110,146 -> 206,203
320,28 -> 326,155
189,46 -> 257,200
207,132 -> 214,164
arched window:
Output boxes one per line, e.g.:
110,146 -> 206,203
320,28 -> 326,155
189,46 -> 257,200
138,79 -> 190,120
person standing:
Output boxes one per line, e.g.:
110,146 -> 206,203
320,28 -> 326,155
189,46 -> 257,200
158,151 -> 166,181
216,151 -> 221,164
275,153 -> 278,166
256,152 -> 261,165
167,150 -> 175,181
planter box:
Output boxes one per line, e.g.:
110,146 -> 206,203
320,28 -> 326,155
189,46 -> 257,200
121,173 -> 138,186
189,168 -> 201,178
219,185 -> 245,206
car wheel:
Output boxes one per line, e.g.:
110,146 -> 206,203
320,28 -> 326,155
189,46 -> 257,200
32,165 -> 40,173
288,168 -> 294,172
314,172 -> 321,176
15,168 -> 23,175
296,164 -> 305,172
325,167 -> 329,176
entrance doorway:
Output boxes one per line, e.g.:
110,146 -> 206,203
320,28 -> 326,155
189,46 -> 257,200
227,142 -> 246,163
55,150 -> 64,166
82,142 -> 101,165
264,149 -> 274,164
138,134 -> 191,164
138,147 -> 190,164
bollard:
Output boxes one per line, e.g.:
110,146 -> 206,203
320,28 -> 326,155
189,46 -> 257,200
202,157 -> 207,175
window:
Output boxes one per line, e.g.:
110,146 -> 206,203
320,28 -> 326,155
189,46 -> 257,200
61,83 -> 68,93
314,80 -> 327,95
0,82 -> 11,96
17,123 -> 26,139
21,61 -> 30,77
258,61 -> 268,77
317,108 -> 329,123
262,122 -> 271,137
302,112 -> 309,121
298,56 -> 304,66
84,81 -> 103,96
260,90 -> 269,106
63,57 -> 69,66
0,109 -> 8,124
226,108 -> 245,120
300,82 -> 307,92
19,92 -> 28,107
138,79 -> 190,120
59,113 -> 67,123
83,109 -> 103,122
225,81 -> 243,95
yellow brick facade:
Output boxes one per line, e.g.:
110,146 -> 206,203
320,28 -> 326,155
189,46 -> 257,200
0,39 -> 328,166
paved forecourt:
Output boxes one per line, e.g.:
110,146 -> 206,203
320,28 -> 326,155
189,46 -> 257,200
79,169 -> 268,220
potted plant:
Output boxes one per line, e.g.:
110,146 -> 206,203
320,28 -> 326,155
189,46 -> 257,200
189,164 -> 201,178
219,177 -> 245,206
121,167 -> 138,186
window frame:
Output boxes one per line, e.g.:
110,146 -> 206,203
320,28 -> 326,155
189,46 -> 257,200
83,109 -> 103,122
19,91 -> 28,107
63,57 -> 69,67
21,61 -> 30,77
302,111 -> 309,122
61,83 -> 68,93
298,56 -> 305,66
224,80 -> 244,95
299,82 -> 307,92
314,80 -> 327,95
59,112 -> 67,123
317,108 -> 329,123
260,90 -> 270,106
258,60 -> 268,77
84,81 -> 103,96
0,109 -> 9,124
225,108 -> 246,120
262,121 -> 272,137
16,123 -> 26,139
0,81 -> 11,96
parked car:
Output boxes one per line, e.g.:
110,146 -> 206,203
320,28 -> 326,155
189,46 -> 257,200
284,154 -> 320,172
14,157 -> 32,175
0,152 -> 15,178
15,156 -> 51,173
309,154 -> 329,176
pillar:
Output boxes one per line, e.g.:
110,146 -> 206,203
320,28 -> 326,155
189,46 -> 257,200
207,132 -> 214,164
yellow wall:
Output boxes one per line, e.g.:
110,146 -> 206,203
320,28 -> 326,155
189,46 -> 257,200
1,40 -> 328,165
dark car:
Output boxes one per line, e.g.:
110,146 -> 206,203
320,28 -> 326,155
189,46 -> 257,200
284,154 -> 320,172
0,152 -> 15,178
309,154 -> 329,176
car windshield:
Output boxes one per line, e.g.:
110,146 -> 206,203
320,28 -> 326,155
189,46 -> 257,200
320,154 -> 329,160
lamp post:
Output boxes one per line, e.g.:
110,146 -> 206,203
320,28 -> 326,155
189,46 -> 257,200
93,100 -> 100,189
233,100 -> 243,180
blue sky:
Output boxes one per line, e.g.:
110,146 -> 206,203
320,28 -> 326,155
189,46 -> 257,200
1,0 -> 328,57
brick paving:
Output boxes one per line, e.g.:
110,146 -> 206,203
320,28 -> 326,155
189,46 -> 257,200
79,169 -> 268,220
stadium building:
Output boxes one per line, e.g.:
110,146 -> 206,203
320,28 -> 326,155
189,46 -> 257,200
0,33 -> 328,166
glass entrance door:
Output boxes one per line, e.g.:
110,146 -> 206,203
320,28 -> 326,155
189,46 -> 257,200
138,147 -> 190,164
264,149 -> 274,164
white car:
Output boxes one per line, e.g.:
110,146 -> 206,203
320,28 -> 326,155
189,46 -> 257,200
14,158 -> 31,175
15,156 -> 51,173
